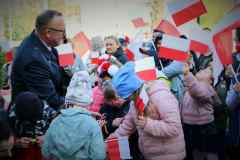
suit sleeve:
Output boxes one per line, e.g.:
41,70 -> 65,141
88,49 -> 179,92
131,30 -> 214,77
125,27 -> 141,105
23,61 -> 64,109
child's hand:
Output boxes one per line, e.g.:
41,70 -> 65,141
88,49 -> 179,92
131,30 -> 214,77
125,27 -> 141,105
234,83 -> 240,92
91,111 -> 102,119
36,136 -> 44,146
98,119 -> 106,128
136,116 -> 147,129
107,134 -> 117,140
183,63 -> 190,76
15,137 -> 32,148
112,117 -> 124,127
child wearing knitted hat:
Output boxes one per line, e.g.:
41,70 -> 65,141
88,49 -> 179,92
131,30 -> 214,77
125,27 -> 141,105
108,62 -> 186,160
10,91 -> 47,160
42,71 -> 106,160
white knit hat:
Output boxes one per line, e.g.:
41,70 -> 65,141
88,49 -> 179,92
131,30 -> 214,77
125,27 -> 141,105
65,71 -> 93,107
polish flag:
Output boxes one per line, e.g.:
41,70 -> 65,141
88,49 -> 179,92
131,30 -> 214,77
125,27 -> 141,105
167,0 -> 207,26
135,57 -> 157,81
106,137 -> 131,160
72,32 -> 91,58
90,58 -> 104,65
156,19 -> 180,37
135,85 -> 149,114
213,30 -> 233,65
127,41 -> 145,61
159,34 -> 190,61
90,51 -> 102,65
132,17 -> 146,28
189,40 -> 209,54
55,43 -> 74,66
188,25 -> 210,55
212,5 -> 240,65
91,54 -> 113,65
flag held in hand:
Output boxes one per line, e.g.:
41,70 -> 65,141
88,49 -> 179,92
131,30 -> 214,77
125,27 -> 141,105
135,85 -> 149,114
159,34 -> 190,61
106,137 -> 131,160
55,43 -> 75,66
135,57 -> 157,81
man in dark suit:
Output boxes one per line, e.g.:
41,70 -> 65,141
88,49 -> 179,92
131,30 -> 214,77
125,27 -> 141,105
11,10 -> 67,110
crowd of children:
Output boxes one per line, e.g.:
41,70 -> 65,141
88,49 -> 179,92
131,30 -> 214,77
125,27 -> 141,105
1,10 -> 240,160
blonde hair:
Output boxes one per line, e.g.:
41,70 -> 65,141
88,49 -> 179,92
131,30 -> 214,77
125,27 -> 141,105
104,35 -> 120,46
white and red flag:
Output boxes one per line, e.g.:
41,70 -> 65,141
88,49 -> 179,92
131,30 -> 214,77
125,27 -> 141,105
189,39 -> 210,54
106,137 -> 131,160
212,5 -> 240,65
159,34 -> 190,61
188,25 -> 210,55
132,17 -> 146,28
127,41 -> 145,61
135,57 -> 157,81
167,0 -> 207,26
55,43 -> 75,66
135,85 -> 149,114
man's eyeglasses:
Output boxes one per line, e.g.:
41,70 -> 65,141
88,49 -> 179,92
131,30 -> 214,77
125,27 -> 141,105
47,27 -> 65,34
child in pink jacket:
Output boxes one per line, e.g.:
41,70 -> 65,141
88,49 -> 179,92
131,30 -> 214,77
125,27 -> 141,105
182,64 -> 219,160
88,84 -> 104,112
109,62 -> 186,160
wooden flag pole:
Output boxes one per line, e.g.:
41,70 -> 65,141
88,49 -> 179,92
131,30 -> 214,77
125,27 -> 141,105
151,40 -> 164,70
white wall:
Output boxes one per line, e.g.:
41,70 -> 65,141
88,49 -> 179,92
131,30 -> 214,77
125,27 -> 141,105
65,0 -> 151,39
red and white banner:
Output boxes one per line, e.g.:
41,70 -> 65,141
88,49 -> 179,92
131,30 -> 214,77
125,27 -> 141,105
55,43 -> 75,66
131,17 -> 146,28
167,0 -> 207,26
72,32 -> 91,58
189,40 -> 209,54
213,30 -> 233,65
135,57 -> 157,81
212,6 -> 240,65
156,19 -> 180,37
188,25 -> 210,55
135,85 -> 149,114
159,34 -> 190,61
127,41 -> 145,61
106,137 -> 131,160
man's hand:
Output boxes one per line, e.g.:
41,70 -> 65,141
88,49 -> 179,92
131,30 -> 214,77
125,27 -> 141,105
136,116 -> 147,129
